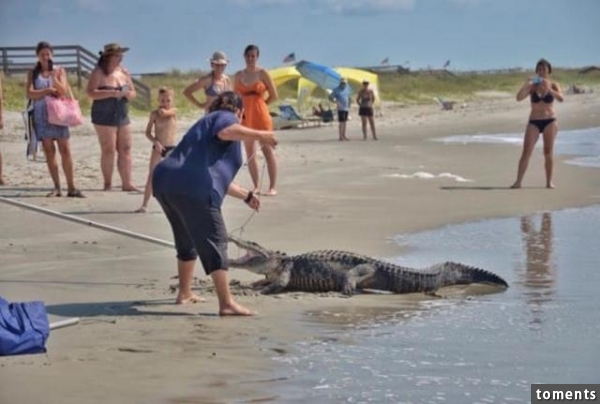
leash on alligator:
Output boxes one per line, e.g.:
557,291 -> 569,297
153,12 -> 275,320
227,149 -> 268,243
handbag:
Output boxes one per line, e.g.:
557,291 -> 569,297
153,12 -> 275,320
46,80 -> 83,127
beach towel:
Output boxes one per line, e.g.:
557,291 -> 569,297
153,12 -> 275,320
0,296 -> 50,356
22,99 -> 38,159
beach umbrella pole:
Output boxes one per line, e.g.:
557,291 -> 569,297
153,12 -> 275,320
49,317 -> 80,331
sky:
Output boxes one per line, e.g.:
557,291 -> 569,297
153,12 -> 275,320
1,0 -> 599,74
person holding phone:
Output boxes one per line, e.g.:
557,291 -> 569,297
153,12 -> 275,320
511,58 -> 564,189
26,41 -> 84,197
87,42 -> 138,191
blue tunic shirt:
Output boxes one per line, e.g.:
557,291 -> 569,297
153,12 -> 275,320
330,85 -> 351,111
152,110 -> 241,208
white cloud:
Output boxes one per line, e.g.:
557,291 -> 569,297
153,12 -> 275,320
324,0 -> 415,13
75,0 -> 110,12
225,0 -> 415,14
448,0 -> 483,7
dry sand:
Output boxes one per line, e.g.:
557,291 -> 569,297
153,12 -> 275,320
1,92 -> 599,403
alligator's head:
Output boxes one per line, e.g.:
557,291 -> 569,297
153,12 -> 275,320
228,235 -> 286,276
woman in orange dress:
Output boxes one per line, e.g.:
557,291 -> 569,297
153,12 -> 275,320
234,45 -> 278,195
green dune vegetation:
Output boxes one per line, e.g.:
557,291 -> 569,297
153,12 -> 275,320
2,67 -> 599,116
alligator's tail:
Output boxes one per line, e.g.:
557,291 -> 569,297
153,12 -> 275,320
437,261 -> 508,288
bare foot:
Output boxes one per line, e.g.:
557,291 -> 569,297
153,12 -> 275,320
122,185 -> 141,192
134,206 -> 148,213
46,189 -> 62,197
103,183 -> 112,191
547,182 -> 555,189
175,293 -> 206,304
262,189 -> 277,196
510,182 -> 521,189
219,301 -> 256,316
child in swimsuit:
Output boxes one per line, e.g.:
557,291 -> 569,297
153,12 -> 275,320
135,87 -> 178,212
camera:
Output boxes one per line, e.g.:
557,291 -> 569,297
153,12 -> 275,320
531,76 -> 541,85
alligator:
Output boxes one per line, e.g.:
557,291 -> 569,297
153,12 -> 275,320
227,235 -> 508,295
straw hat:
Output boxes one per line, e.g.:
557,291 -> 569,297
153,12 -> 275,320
101,43 -> 129,56
362,78 -> 369,84
210,51 -> 229,65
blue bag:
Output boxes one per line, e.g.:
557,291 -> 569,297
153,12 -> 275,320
0,296 -> 50,356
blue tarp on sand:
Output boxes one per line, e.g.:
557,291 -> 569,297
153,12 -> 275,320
0,296 -> 49,356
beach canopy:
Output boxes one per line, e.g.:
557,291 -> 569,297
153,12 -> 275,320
0,296 -> 49,356
268,63 -> 380,109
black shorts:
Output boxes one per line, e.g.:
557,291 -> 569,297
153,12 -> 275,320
91,98 -> 130,127
359,107 -> 374,117
337,110 -> 349,122
153,145 -> 176,158
154,192 -> 228,274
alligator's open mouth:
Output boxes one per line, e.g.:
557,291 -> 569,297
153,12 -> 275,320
228,249 -> 258,265
227,236 -> 269,266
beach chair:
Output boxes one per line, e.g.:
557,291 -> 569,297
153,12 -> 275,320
434,97 -> 455,111
272,104 -> 324,130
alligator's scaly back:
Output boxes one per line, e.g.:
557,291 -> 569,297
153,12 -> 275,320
438,261 -> 508,288
359,260 -> 508,293
228,235 -> 509,295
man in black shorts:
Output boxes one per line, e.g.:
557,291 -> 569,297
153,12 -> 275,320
329,78 -> 351,141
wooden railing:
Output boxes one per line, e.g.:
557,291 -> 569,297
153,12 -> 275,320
0,45 -> 151,109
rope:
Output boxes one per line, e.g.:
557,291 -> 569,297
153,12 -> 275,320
228,147 -> 268,240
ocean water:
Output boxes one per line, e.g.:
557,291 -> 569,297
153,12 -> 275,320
265,206 -> 600,403
435,126 -> 600,168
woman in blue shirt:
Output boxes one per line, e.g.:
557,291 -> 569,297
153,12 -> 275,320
153,91 -> 277,316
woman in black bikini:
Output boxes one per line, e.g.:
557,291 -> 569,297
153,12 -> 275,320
511,58 -> 564,189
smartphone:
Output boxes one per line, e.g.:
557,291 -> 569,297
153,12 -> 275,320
48,59 -> 54,71
121,84 -> 130,92
531,76 -> 541,85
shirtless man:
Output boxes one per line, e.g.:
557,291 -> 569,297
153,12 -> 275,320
135,87 -> 178,212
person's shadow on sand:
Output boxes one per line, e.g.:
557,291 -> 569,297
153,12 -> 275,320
45,299 -> 200,318
515,212 -> 556,329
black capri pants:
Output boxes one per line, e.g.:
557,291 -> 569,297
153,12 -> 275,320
154,192 -> 228,274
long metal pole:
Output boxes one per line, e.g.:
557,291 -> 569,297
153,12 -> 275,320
0,196 -> 174,248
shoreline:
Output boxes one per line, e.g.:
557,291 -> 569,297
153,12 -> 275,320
1,93 -> 600,403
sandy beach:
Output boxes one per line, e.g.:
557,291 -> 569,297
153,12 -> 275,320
1,92 -> 600,403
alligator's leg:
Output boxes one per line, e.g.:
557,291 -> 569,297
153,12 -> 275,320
251,279 -> 271,289
260,263 -> 292,294
344,264 -> 377,295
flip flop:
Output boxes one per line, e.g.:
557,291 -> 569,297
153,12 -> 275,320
46,189 -> 62,197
